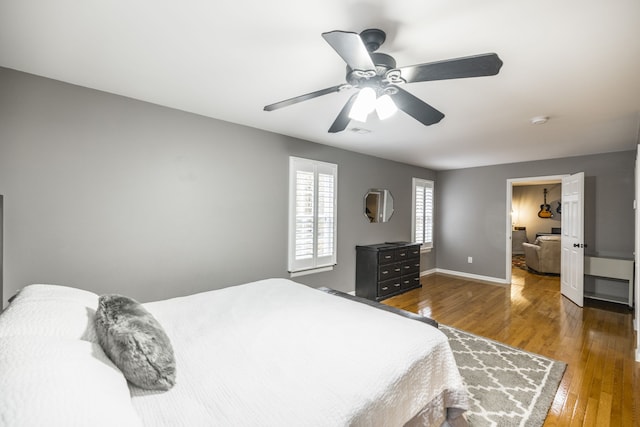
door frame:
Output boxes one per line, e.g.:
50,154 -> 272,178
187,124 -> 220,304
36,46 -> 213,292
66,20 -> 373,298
506,175 -> 567,284
635,145 -> 640,361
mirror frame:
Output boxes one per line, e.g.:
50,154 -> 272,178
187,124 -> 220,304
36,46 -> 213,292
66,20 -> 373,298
364,189 -> 394,223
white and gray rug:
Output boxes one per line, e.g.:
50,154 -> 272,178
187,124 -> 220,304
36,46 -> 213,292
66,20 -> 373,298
440,325 -> 567,427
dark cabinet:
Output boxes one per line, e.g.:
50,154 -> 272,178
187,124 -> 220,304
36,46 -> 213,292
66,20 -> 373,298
355,242 -> 422,301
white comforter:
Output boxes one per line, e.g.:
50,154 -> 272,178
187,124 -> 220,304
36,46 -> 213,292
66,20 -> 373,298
132,278 -> 467,426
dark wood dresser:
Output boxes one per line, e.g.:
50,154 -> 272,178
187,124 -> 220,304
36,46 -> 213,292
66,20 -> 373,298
355,242 -> 421,301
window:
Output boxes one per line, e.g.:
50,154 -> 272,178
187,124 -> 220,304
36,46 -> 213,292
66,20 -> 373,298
288,157 -> 337,275
412,178 -> 434,250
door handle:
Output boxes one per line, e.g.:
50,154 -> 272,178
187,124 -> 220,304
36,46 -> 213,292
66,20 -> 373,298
573,243 -> 588,248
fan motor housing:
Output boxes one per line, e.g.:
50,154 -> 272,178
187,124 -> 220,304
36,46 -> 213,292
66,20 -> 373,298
360,28 -> 386,52
346,52 -> 397,86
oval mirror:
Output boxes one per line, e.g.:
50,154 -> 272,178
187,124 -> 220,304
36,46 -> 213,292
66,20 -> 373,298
364,189 -> 394,223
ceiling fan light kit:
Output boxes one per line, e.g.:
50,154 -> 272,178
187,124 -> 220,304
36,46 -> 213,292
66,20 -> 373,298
349,88 -> 398,122
375,93 -> 398,120
349,87 -> 377,122
264,28 -> 503,133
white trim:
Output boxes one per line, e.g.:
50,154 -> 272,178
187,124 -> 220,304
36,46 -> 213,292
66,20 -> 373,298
635,144 -> 640,360
289,265 -> 334,277
506,175 -> 567,284
421,268 -> 437,277
412,178 -> 434,249
288,156 -> 338,275
435,268 -> 510,286
506,182 -> 513,284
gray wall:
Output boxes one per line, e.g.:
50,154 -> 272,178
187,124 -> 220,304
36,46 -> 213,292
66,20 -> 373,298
1,67 -> 632,306
0,67 -> 436,306
436,151 -> 635,280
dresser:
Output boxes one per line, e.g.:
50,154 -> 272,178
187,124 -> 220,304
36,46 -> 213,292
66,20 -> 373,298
355,242 -> 422,301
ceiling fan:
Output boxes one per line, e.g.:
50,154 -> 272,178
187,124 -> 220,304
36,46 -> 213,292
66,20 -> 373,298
264,29 -> 503,133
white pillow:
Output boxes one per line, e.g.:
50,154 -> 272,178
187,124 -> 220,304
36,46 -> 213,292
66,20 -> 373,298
0,284 -> 99,342
0,336 -> 142,427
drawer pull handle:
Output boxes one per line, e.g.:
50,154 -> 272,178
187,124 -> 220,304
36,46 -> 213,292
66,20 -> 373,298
394,283 -> 401,287
382,270 -> 389,274
382,286 -> 389,291
384,255 -> 392,259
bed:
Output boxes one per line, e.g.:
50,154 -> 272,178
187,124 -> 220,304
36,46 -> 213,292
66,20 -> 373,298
0,278 -> 468,426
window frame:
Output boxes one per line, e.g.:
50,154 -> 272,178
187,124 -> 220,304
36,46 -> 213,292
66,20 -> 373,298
288,156 -> 338,276
412,178 -> 434,251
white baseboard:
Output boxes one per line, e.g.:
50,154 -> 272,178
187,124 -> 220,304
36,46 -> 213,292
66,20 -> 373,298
347,290 -> 355,296
420,268 -> 437,277
431,268 -> 510,286
637,349 -> 640,363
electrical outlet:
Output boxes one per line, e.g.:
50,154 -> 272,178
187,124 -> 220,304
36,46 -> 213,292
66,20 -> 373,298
467,256 -> 473,263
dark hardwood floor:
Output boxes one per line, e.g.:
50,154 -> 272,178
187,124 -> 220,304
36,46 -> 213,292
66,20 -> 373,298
383,266 -> 639,426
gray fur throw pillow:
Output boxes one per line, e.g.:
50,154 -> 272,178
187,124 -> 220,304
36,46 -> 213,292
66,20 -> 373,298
95,294 -> 176,391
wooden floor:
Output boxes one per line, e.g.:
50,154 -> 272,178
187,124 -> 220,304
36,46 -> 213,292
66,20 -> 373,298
383,267 -> 639,426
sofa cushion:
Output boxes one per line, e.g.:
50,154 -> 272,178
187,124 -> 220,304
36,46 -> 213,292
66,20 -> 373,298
534,235 -> 561,244
524,235 -> 561,274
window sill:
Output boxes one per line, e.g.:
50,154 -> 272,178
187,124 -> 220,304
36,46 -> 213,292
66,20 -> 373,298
420,247 -> 433,254
289,265 -> 335,278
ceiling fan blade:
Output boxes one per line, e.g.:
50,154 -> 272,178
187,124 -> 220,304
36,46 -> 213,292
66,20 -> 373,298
328,93 -> 358,133
264,85 -> 343,111
322,31 -> 376,73
398,53 -> 503,83
390,86 -> 445,126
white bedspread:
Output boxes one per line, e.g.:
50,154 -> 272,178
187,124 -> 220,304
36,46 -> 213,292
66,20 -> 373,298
132,278 -> 467,426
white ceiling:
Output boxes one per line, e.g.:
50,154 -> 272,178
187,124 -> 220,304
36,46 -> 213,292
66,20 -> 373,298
1,0 -> 639,170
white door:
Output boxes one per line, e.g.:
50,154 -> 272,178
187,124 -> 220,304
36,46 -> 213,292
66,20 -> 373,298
635,145 -> 640,361
561,172 -> 585,307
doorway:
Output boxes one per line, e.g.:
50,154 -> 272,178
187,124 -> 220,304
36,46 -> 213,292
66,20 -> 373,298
506,175 -> 565,284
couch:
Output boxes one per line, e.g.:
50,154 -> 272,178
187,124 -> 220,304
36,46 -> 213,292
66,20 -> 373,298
522,235 -> 561,274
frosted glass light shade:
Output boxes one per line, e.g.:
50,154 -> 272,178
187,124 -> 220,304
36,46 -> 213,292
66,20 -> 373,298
375,94 -> 398,120
348,87 -> 376,122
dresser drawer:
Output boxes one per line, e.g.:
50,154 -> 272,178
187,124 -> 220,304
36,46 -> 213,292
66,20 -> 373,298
395,248 -> 410,261
378,250 -> 395,264
401,260 -> 420,275
378,262 -> 402,281
401,273 -> 421,290
407,246 -> 421,258
378,278 -> 402,297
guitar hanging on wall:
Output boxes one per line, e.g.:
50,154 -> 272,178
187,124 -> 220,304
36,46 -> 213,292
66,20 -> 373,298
538,188 -> 553,218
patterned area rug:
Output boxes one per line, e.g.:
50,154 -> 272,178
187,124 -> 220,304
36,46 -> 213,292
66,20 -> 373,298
512,254 -> 529,271
512,255 -> 559,276
440,325 -> 567,427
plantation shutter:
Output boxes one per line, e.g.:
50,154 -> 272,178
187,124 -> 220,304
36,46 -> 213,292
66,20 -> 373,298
289,157 -> 338,274
413,178 -> 434,249
294,169 -> 315,262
